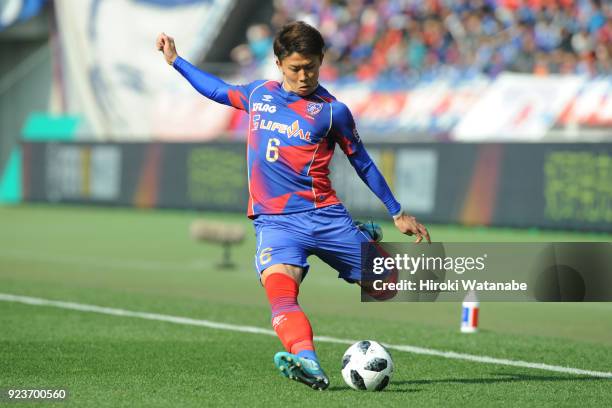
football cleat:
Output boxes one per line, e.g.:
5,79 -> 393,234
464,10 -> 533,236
273,352 -> 329,391
355,220 -> 383,242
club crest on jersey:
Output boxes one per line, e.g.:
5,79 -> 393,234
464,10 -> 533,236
306,102 -> 323,116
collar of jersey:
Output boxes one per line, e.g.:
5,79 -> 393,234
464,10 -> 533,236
278,82 -> 321,100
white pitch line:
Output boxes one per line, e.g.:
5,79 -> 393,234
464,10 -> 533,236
1,293 -> 611,379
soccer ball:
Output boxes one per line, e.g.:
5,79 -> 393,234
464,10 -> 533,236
341,340 -> 394,391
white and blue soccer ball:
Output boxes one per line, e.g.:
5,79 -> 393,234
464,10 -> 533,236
341,340 -> 394,391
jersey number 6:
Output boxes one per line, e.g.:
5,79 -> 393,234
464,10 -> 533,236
266,138 -> 280,162
259,247 -> 273,265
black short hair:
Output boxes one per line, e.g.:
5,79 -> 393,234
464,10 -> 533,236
273,21 -> 325,61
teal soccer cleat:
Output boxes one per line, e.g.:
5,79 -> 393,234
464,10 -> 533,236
355,220 -> 383,242
273,352 -> 330,391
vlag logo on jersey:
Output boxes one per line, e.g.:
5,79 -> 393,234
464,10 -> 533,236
252,102 -> 277,113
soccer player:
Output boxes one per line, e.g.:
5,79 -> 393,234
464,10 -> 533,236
157,21 -> 430,390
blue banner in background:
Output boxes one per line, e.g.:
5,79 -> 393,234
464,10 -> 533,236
54,0 -> 234,138
0,0 -> 47,31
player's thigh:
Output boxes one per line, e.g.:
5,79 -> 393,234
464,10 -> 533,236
253,216 -> 311,283
311,208 -> 372,283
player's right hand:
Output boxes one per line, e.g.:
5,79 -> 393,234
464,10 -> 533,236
156,32 -> 178,65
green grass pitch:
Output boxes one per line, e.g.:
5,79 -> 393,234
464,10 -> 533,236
1,204 -> 611,407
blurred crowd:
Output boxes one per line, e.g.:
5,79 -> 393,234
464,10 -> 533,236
232,0 -> 611,81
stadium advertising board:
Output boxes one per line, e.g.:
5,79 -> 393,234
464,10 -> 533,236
21,142 -> 612,231
22,142 -> 248,211
24,143 -> 123,203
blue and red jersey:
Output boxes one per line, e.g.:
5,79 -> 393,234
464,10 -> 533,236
174,57 -> 401,218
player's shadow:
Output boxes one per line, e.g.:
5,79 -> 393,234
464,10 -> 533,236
326,386 -> 423,393
326,373 -> 608,393
394,372 -> 609,387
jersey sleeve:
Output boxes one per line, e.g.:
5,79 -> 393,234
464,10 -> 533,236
331,101 -> 402,217
330,101 -> 361,156
173,56 -> 262,112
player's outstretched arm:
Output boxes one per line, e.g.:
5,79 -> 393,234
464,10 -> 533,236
155,32 -> 251,111
348,149 -> 431,243
332,101 -> 431,243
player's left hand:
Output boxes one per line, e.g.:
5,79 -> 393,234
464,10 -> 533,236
393,213 -> 431,243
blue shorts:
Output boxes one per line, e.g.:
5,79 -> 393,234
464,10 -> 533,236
252,204 -> 372,283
